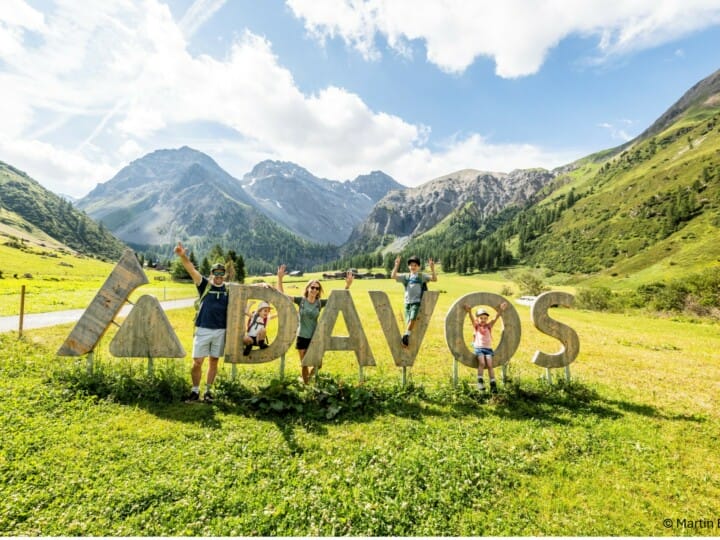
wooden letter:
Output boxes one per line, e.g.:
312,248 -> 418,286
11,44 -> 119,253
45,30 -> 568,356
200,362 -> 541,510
224,284 -> 297,364
302,290 -> 375,368
445,292 -> 521,368
109,295 -> 185,358
531,291 -> 579,368
368,290 -> 439,367
57,249 -> 149,356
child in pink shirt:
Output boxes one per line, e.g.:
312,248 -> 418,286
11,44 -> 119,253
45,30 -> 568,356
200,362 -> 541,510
464,302 -> 507,393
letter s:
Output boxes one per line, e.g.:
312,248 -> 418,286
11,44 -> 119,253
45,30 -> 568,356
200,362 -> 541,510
530,291 -> 580,368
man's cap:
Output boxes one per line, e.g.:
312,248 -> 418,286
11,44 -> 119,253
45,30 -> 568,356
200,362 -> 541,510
256,301 -> 271,311
407,255 -> 421,265
476,308 -> 489,316
211,262 -> 226,271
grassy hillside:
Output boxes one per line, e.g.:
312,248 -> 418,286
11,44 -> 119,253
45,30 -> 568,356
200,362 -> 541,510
386,104 -> 720,300
1,269 -> 719,535
522,106 -> 720,284
0,162 -> 126,260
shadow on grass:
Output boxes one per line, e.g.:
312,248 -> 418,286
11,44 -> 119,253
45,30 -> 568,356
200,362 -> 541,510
48,363 -> 705,454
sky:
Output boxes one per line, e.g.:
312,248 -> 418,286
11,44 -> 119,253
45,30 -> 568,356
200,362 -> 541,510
1,1 -> 720,198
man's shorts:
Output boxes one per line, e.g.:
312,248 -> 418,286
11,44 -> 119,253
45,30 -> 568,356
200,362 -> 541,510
404,302 -> 421,323
296,336 -> 312,350
192,327 -> 226,358
473,346 -> 494,357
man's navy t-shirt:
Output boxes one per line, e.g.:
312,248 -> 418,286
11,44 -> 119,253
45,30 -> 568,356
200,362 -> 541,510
195,277 -> 228,329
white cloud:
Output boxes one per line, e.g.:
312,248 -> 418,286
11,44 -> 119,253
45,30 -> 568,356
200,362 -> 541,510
598,119 -> 634,142
287,0 -> 720,76
178,0 -> 227,38
0,0 -> 660,200
0,137 -> 117,197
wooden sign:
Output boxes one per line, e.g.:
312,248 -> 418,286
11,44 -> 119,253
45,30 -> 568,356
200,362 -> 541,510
368,290 -> 439,367
57,249 -> 149,356
444,292 -> 521,369
224,284 -> 298,364
109,295 -> 185,358
302,290 -> 376,368
531,291 -> 580,368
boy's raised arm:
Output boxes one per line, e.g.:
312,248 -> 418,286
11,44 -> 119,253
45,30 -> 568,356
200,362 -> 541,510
391,255 -> 401,279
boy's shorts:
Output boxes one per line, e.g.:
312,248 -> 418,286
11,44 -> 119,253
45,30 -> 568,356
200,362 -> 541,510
473,346 -> 494,357
192,327 -> 226,358
404,302 -> 421,323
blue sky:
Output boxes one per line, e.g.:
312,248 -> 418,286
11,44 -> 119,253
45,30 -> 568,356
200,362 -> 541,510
1,1 -> 720,198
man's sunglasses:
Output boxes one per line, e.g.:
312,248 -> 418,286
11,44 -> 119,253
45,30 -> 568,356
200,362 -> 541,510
212,270 -> 226,277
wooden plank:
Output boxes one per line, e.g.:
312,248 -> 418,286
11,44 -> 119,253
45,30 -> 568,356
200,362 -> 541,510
444,292 -> 521,369
109,295 -> 185,358
57,249 -> 149,356
530,291 -> 580,368
368,290 -> 439,368
224,284 -> 298,364
302,290 -> 376,368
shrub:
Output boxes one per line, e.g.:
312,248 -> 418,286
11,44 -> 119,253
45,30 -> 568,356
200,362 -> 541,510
576,287 -> 614,311
513,270 -> 549,296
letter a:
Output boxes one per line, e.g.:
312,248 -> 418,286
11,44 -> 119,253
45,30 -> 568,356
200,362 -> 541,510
302,290 -> 375,368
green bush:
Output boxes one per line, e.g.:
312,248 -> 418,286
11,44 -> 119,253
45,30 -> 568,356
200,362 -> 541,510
576,287 -> 615,311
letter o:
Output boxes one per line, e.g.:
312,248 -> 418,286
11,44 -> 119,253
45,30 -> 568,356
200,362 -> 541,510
445,292 -> 521,368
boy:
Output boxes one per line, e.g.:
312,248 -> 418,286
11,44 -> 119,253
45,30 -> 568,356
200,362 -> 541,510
391,255 -> 437,347
243,301 -> 275,355
464,302 -> 507,393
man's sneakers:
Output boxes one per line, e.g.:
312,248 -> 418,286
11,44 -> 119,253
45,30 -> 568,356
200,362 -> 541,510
184,390 -> 214,403
401,333 -> 410,347
477,381 -> 485,392
243,343 -> 252,356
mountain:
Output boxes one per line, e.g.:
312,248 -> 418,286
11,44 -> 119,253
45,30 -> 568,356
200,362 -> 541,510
409,68 -> 720,285
0,161 -> 126,259
515,102 -> 720,284
76,147 -> 338,270
633,67 -> 720,143
343,168 -> 555,255
240,161 -> 404,245
78,146 -> 257,245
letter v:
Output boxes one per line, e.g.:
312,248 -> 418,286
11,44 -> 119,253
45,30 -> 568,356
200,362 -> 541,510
368,290 -> 439,368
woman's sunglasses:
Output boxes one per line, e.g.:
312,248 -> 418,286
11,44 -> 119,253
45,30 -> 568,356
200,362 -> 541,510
309,285 -> 320,290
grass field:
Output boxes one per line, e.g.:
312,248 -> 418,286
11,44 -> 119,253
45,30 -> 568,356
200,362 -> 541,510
1,261 -> 719,536
0,243 -> 195,316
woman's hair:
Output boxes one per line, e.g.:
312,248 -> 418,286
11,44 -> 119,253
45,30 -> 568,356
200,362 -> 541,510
303,279 -> 323,299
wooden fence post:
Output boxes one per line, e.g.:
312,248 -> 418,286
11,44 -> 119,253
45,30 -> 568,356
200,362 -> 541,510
18,285 -> 26,338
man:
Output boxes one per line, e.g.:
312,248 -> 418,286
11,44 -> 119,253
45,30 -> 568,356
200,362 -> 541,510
174,241 -> 228,403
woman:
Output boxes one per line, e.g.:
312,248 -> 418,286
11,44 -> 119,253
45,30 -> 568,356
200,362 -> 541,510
277,265 -> 353,383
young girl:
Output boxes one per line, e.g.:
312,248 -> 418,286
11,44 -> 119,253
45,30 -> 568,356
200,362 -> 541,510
277,265 -> 353,383
243,301 -> 275,355
465,302 -> 507,393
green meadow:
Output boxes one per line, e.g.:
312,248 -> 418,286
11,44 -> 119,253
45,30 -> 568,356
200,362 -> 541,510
0,244 -> 194,316
1,257 -> 720,535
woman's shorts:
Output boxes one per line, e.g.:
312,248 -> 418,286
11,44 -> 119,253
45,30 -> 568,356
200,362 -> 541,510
473,346 -> 494,357
296,336 -> 312,350
192,327 -> 226,358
